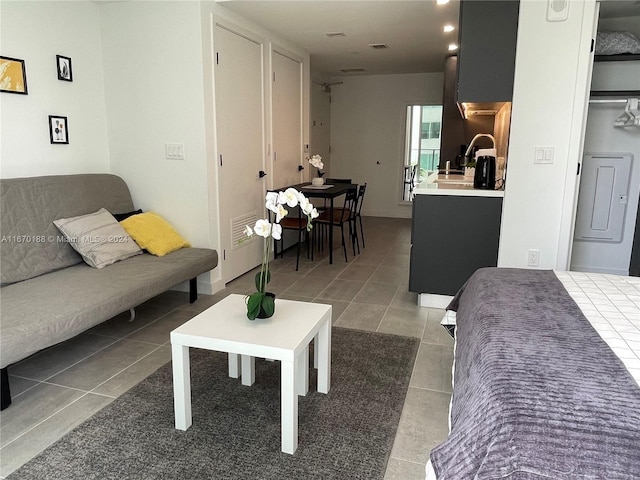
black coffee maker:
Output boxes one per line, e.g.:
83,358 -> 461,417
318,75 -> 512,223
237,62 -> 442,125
474,155 -> 496,189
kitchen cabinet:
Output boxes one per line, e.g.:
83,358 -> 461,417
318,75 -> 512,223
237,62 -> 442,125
457,0 -> 520,103
409,191 -> 503,296
439,54 -> 495,170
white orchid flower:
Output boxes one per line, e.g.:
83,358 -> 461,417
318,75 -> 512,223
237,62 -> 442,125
308,154 -> 324,170
271,223 -> 282,240
244,225 -> 253,237
299,196 -> 314,216
310,207 -> 319,219
275,203 -> 288,223
280,188 -> 300,208
253,219 -> 272,238
265,191 -> 280,214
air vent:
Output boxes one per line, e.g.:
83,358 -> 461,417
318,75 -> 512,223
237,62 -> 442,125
325,32 -> 346,37
340,68 -> 365,73
368,43 -> 389,49
231,212 -> 258,250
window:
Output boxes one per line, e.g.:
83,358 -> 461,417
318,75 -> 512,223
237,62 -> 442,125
403,105 -> 443,201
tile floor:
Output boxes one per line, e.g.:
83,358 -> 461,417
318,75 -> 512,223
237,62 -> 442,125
0,216 -> 453,479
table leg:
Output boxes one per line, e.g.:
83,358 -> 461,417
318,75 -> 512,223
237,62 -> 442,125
228,353 -> 241,378
313,333 -> 319,369
281,360 -> 298,454
172,344 -> 192,430
241,355 -> 255,386
317,319 -> 332,394
297,345 -> 309,396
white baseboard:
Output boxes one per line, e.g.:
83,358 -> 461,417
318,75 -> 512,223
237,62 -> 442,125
418,293 -> 453,309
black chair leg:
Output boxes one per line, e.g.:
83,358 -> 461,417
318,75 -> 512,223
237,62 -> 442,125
340,224 -> 348,263
295,229 -> 302,271
358,216 -> 365,248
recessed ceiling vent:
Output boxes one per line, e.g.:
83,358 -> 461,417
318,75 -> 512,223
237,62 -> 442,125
326,32 -> 346,37
368,43 -> 390,50
340,68 -> 365,73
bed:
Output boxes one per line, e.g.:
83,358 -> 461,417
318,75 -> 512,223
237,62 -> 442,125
427,267 -> 640,479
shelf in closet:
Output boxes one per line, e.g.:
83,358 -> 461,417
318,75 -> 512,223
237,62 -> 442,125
594,53 -> 640,62
590,90 -> 640,97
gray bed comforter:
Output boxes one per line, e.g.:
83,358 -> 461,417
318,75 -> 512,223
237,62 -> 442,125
430,268 -> 640,479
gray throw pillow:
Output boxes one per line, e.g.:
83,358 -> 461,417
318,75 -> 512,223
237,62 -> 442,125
53,208 -> 142,268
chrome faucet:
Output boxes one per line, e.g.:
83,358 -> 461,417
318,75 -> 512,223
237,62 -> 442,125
464,133 -> 496,163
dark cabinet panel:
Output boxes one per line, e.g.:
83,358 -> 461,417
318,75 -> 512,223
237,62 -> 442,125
457,0 -> 520,103
439,55 -> 496,170
409,194 -> 503,295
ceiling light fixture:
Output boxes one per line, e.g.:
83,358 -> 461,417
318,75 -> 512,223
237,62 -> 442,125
448,43 -> 458,51
437,0 -> 450,5
443,24 -> 455,33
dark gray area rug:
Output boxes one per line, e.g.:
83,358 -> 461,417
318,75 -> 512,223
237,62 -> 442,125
9,327 -> 419,480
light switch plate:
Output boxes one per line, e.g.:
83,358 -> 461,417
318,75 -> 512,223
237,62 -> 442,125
165,143 -> 185,160
534,146 -> 554,164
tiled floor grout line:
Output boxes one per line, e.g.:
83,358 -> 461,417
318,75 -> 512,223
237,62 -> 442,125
11,336 -> 121,389
1,392 -> 94,450
89,344 -> 168,394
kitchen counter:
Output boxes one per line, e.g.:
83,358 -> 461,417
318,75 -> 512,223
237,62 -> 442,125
409,173 -> 504,307
413,171 -> 504,198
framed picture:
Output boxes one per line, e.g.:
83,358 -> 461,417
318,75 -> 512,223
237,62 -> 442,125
49,116 -> 69,144
56,55 -> 72,82
0,56 -> 28,94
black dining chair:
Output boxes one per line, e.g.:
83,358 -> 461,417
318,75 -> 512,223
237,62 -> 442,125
277,206 -> 312,271
315,188 -> 358,262
403,165 -> 417,200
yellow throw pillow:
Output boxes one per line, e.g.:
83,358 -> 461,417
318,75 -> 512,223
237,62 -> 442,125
120,212 -> 190,256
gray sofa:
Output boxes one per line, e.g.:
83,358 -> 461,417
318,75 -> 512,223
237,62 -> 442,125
0,174 -> 218,410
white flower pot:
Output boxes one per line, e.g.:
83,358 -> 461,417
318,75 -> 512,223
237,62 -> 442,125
464,167 -> 476,178
311,177 -> 325,186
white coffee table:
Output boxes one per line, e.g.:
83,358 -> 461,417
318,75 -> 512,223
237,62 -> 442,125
170,294 -> 332,454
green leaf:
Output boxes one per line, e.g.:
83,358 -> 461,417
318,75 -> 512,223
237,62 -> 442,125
254,269 -> 271,292
261,294 -> 275,317
246,292 -> 263,320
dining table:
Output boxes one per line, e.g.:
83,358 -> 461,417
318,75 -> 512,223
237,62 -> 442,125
285,182 -> 358,265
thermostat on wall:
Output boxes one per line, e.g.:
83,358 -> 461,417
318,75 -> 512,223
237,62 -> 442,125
547,0 -> 569,22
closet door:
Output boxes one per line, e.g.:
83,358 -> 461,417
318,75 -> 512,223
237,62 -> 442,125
272,50 -> 303,189
214,24 -> 265,282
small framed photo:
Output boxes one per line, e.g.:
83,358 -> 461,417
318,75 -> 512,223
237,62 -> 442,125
49,115 -> 69,144
56,55 -> 72,82
0,56 -> 28,94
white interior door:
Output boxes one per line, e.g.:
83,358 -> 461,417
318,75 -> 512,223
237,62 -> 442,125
272,50 -> 303,190
215,24 -> 265,282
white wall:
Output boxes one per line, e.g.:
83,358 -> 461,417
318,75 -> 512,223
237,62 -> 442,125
330,72 -> 444,218
0,1 -> 109,178
309,74 -> 331,181
498,0 -> 598,270
98,1 -> 218,292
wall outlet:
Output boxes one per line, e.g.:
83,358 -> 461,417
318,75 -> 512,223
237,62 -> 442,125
527,249 -> 540,267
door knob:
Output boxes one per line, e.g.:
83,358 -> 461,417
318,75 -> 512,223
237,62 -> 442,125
298,165 -> 305,171
259,170 -> 267,178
